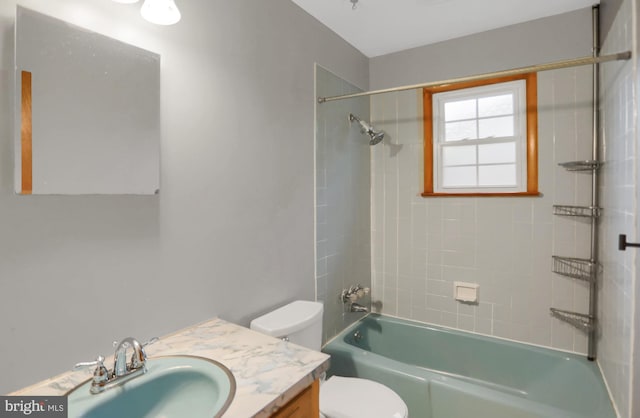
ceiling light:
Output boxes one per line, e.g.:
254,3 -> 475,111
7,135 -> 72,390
140,0 -> 181,25
112,0 -> 140,4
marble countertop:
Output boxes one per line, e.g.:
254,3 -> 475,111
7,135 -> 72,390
10,317 -> 330,417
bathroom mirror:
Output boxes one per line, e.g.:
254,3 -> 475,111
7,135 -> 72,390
14,7 -> 160,195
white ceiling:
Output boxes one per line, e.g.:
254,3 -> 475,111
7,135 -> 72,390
291,0 -> 598,57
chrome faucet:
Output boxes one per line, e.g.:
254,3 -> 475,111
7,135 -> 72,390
113,337 -> 147,377
341,285 -> 370,303
341,285 -> 370,313
75,336 -> 157,394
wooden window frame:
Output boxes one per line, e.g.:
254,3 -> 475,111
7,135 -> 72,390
422,73 -> 539,197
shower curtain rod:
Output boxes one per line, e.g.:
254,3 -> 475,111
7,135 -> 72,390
317,51 -> 631,103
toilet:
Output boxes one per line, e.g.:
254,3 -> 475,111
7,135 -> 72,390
250,300 -> 408,418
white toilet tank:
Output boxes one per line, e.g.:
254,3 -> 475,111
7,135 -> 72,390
250,300 -> 323,351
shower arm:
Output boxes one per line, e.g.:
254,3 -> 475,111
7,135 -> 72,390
349,113 -> 366,130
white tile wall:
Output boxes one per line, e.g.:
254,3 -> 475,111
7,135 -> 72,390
371,67 -> 594,353
598,0 -> 637,416
315,65 -> 371,343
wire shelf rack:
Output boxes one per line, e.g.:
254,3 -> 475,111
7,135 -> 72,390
550,308 -> 594,332
553,205 -> 601,218
552,256 -> 596,282
558,160 -> 602,171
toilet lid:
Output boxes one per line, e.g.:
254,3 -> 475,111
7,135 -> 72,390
320,376 -> 408,418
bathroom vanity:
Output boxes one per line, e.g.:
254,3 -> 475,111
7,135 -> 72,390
9,318 -> 329,417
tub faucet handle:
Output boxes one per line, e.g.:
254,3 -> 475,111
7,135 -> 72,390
350,303 -> 369,313
357,287 -> 370,298
341,284 -> 370,303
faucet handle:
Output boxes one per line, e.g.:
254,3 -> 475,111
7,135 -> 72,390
74,356 -> 109,384
75,356 -> 110,394
74,355 -> 106,370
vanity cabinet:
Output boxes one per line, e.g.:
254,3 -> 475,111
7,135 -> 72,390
270,380 -> 320,418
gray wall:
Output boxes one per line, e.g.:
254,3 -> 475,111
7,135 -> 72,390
0,0 -> 368,394
315,66 -> 370,344
370,8 -> 593,90
600,0 -> 624,42
368,9 -> 595,352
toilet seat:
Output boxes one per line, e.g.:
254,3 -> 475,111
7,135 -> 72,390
319,376 -> 408,418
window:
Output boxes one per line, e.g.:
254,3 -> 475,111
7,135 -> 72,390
423,74 -> 538,196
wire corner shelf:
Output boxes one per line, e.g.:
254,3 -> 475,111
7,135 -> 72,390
552,256 -> 596,282
550,308 -> 594,332
558,160 -> 602,171
553,205 -> 601,218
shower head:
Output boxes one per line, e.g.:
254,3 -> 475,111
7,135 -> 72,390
368,130 -> 385,146
349,113 -> 385,145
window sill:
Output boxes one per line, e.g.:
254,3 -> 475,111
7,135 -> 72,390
421,191 -> 542,198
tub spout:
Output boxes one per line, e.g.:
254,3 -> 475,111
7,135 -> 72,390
350,303 -> 369,313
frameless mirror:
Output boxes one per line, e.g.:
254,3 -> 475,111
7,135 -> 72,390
15,7 -> 160,195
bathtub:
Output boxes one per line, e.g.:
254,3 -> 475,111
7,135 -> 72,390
322,314 -> 615,418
